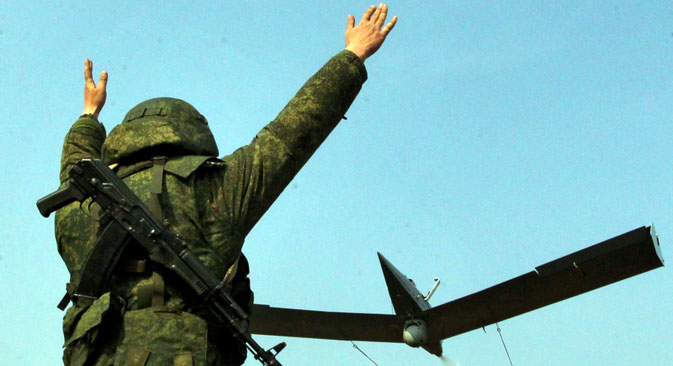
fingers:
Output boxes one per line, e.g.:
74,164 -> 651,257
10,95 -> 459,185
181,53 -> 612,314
84,58 -> 108,90
98,70 -> 108,90
84,58 -> 95,87
375,4 -> 388,28
361,5 -> 376,23
371,3 -> 382,23
360,4 -> 393,31
381,15 -> 398,36
347,14 -> 355,30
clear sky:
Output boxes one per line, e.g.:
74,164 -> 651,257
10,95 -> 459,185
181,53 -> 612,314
1,1 -> 671,365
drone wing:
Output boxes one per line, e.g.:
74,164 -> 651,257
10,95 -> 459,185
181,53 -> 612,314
249,305 -> 404,343
426,225 -> 664,341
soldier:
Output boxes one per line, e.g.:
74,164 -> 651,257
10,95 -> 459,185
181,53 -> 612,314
54,4 -> 397,366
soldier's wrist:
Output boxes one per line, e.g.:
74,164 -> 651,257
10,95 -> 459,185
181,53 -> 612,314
345,46 -> 368,62
79,113 -> 99,121
82,105 -> 101,118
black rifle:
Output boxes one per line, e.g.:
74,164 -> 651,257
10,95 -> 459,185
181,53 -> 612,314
37,158 -> 285,366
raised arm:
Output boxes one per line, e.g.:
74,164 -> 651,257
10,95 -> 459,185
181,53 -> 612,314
221,4 -> 397,236
56,59 -> 109,278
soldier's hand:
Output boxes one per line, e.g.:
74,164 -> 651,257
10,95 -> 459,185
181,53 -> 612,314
345,3 -> 397,61
83,58 -> 108,118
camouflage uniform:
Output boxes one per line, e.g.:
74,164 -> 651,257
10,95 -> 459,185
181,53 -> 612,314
55,50 -> 367,366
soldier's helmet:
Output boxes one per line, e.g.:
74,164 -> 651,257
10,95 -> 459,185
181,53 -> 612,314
102,97 -> 219,163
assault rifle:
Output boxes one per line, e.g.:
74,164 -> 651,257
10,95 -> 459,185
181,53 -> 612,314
37,158 -> 285,366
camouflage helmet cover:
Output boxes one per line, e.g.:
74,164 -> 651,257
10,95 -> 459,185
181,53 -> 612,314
102,97 -> 219,163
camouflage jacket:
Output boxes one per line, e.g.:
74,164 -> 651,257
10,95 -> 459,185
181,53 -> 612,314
55,50 -> 367,366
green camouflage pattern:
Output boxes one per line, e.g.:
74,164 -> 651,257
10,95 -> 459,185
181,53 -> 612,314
55,49 -> 367,365
113,307 -> 208,366
56,117 -> 107,285
62,293 -> 112,366
101,97 -> 219,164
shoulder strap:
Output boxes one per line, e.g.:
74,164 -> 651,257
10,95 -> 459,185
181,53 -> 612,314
150,156 -> 167,222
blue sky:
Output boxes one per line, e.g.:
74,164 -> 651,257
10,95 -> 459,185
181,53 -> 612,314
1,1 -> 671,365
